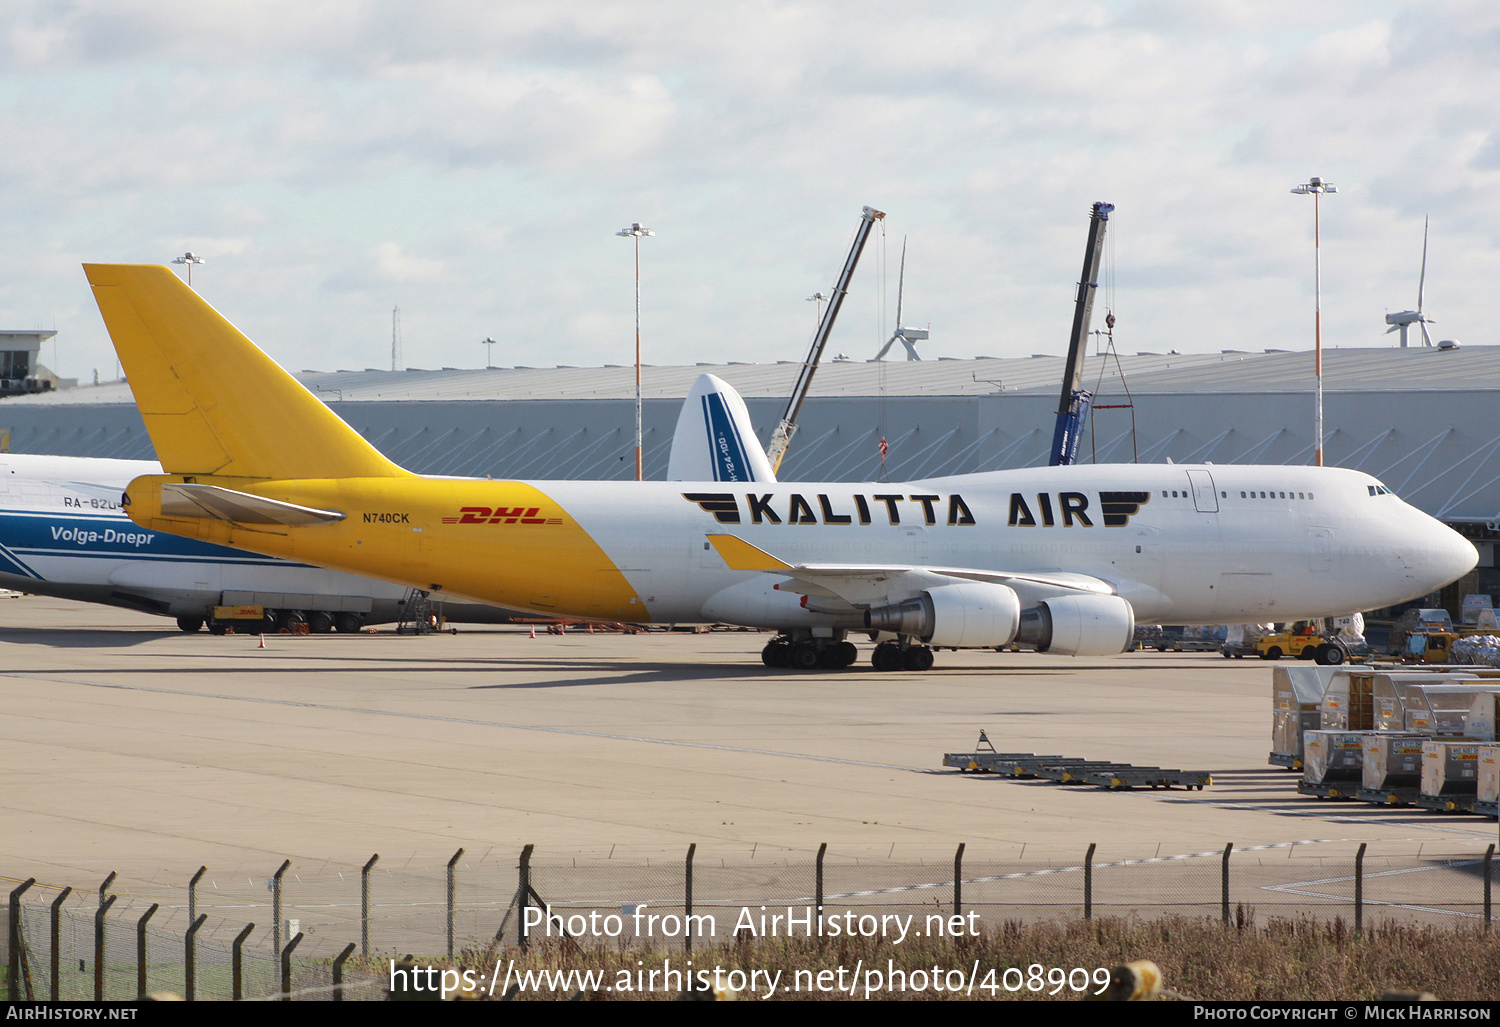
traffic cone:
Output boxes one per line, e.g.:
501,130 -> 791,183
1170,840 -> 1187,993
259,633 -> 266,649
529,624 -> 536,639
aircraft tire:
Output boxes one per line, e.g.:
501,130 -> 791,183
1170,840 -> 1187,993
1314,643 -> 1346,666
279,609 -> 307,632
820,641 -> 858,669
335,613 -> 363,634
176,616 -> 204,633
761,640 -> 791,668
309,611 -> 336,634
871,643 -> 903,672
904,646 -> 934,671
791,642 -> 822,671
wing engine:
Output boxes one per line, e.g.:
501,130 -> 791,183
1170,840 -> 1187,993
867,585 -> 1133,655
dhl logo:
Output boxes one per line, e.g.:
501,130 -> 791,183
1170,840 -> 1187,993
441,506 -> 564,525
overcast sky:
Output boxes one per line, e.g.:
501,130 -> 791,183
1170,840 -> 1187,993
1,1 -> 1495,383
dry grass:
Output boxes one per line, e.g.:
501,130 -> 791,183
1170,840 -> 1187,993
429,912 -> 1500,1001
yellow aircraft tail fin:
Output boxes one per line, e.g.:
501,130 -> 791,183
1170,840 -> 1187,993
84,264 -> 407,480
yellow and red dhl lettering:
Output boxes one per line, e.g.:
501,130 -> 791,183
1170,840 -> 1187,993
442,506 -> 563,525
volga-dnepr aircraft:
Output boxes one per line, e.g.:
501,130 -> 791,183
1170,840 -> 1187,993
86,264 -> 1476,671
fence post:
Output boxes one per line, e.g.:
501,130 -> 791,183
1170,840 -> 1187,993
49,886 -> 70,1001
1083,843 -> 1096,920
135,903 -> 158,998
281,931 -> 304,1000
271,859 -> 291,959
1221,842 -> 1234,925
815,842 -> 827,936
188,866 -> 205,933
93,893 -> 116,1001
332,941 -> 356,1001
1485,844 -> 1494,930
232,923 -> 255,1001
447,848 -> 464,960
184,913 -> 206,1001
361,854 -> 379,958
684,843 -> 696,955
518,844 -> 534,951
953,843 -> 965,920
93,870 -> 115,1003
8,878 -> 35,1001
1354,842 -> 1367,936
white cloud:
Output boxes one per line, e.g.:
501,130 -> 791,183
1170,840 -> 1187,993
0,0 -> 1498,382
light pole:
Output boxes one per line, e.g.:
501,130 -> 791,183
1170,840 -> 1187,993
481,337 -> 496,369
616,222 -> 653,481
172,252 -> 204,288
806,292 -> 827,329
1291,177 -> 1336,467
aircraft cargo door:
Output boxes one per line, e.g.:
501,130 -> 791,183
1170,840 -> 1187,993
1186,470 -> 1219,513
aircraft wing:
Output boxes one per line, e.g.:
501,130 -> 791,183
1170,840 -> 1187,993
706,533 -> 1116,606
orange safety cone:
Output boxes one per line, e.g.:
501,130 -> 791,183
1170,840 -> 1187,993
259,633 -> 266,649
529,624 -> 536,639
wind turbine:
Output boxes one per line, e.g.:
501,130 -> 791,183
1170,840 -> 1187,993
1385,217 -> 1436,347
874,238 -> 928,361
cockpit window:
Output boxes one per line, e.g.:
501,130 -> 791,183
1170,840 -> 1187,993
1367,484 -> 1394,496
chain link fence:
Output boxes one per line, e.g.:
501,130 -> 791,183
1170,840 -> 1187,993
6,841 -> 1496,1000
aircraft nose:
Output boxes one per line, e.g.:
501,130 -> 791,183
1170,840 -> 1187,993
1428,527 -> 1476,584
1424,522 -> 1478,589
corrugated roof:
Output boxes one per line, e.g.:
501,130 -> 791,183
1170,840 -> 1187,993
9,346 -> 1496,408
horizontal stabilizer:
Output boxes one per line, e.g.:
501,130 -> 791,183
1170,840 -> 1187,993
161,483 -> 346,526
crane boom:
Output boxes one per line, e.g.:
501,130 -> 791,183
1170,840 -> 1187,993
766,205 -> 885,473
1049,201 -> 1113,467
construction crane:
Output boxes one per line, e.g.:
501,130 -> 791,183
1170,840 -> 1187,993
765,205 -> 885,473
1049,201 -> 1113,467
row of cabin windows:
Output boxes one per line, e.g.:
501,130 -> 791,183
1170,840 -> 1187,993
1162,489 -> 1315,500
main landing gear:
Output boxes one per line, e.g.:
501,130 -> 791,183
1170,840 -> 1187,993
761,637 -> 858,670
871,641 -> 934,671
760,634 -> 936,671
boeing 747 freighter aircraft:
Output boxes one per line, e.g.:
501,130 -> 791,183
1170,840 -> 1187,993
85,264 -> 1476,671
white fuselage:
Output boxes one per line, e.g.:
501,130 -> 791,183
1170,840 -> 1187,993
537,463 -> 1474,627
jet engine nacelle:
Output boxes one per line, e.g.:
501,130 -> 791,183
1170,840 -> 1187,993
866,582 -> 1022,648
1014,593 -> 1135,656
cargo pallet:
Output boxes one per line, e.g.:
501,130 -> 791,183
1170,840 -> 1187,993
1416,794 -> 1477,813
943,732 -> 1212,792
1296,780 -> 1361,800
1083,767 -> 1211,791
1036,762 -> 1136,784
1267,752 -> 1302,771
1355,787 -> 1421,806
